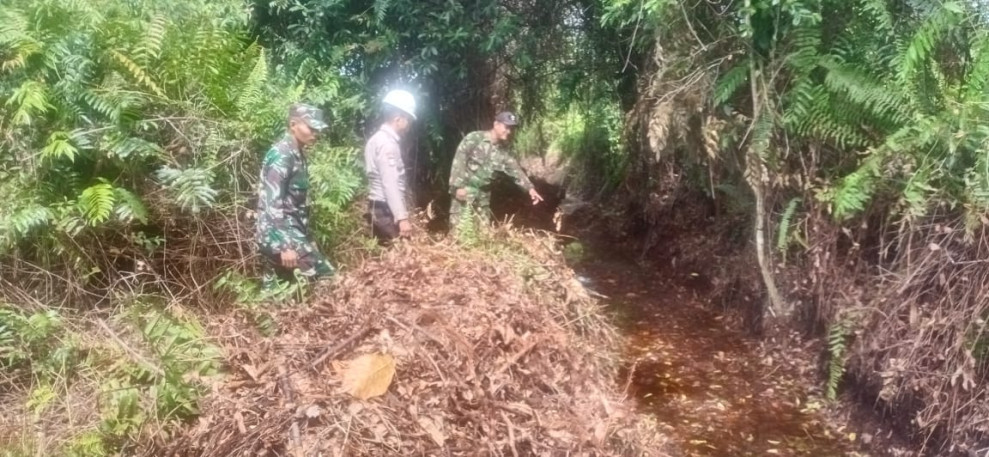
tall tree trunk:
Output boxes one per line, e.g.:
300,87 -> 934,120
745,10 -> 787,319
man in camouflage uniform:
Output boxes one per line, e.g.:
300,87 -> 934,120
256,103 -> 334,290
448,111 -> 543,228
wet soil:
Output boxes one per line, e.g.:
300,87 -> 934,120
575,253 -> 887,457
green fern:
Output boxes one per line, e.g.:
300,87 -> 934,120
898,2 -> 962,84
787,24 -> 822,71
55,212 -> 86,238
156,167 -> 218,214
110,50 -> 165,97
0,9 -> 41,73
373,0 -> 392,23
2,204 -> 54,246
80,90 -> 120,121
859,0 -> 894,37
900,169 -> 935,219
749,110 -> 774,159
456,203 -> 481,247
134,14 -> 168,65
105,135 -> 162,160
821,58 -> 909,124
6,80 -> 50,126
41,131 -> 79,162
776,197 -> 801,255
235,47 -> 268,116
113,188 -> 149,224
713,61 -> 750,106
826,320 -> 850,400
79,183 -> 116,225
831,155 -> 880,220
961,34 -> 989,103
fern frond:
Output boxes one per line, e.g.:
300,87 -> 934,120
782,80 -> 824,133
156,167 -> 218,213
56,213 -> 86,237
0,9 -> 29,46
79,183 -> 116,225
962,34 -> 989,103
832,155 -> 881,220
898,3 -> 962,84
135,14 -> 168,65
373,0 -> 392,23
787,25 -> 821,72
81,90 -> 120,121
6,81 -> 50,126
826,320 -> 850,400
800,91 -> 873,148
0,9 -> 42,73
235,47 -> 268,116
966,146 -> 989,212
776,198 -> 801,254
106,135 -> 163,160
713,61 -> 750,106
113,187 -> 149,224
821,58 -> 910,124
900,169 -> 935,219
41,131 -> 79,162
859,0 -> 895,38
749,111 -> 774,159
110,50 -> 165,97
3,204 -> 54,241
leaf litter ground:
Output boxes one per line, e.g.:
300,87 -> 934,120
577,253 -> 915,457
148,229 -> 669,456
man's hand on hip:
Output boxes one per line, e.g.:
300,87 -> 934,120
455,188 -> 468,201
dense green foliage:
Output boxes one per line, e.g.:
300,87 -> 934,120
0,0 -> 364,298
0,0 -> 363,453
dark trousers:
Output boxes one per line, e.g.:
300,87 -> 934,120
366,200 -> 399,244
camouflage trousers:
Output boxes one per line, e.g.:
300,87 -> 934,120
448,189 -> 492,229
259,240 -> 334,291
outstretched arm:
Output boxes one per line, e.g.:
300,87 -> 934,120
499,153 -> 542,203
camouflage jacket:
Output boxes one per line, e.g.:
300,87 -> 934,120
256,134 -> 311,253
448,131 -> 534,194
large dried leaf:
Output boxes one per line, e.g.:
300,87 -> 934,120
337,353 -> 396,400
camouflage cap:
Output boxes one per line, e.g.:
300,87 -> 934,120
288,103 -> 329,131
495,111 -> 519,126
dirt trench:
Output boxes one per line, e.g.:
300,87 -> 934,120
574,251 -> 890,457
481,180 -> 914,456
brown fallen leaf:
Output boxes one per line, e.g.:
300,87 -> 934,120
337,353 -> 396,400
417,416 -> 447,446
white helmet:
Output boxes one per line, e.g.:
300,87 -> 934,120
382,89 -> 417,120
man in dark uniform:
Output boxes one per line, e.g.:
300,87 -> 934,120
255,103 -> 334,290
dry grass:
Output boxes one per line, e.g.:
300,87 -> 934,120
143,229 -> 670,456
844,218 -> 989,454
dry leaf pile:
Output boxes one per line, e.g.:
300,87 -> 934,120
148,230 -> 668,456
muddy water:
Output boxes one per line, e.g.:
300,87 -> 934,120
577,257 -> 870,457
